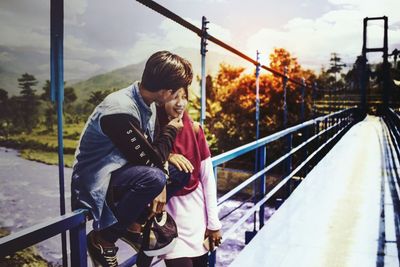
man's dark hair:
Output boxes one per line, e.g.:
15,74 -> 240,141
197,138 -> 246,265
141,51 -> 193,92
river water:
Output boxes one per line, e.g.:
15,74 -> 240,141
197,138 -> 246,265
0,147 -> 274,266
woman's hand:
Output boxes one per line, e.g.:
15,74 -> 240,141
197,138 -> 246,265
204,228 -> 222,251
168,153 -> 194,173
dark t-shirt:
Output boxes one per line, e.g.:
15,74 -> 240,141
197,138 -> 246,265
100,113 -> 177,170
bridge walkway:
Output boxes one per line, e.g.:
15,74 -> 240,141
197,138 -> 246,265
230,116 -> 400,267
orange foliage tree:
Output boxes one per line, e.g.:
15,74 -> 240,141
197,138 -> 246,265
203,48 -> 316,156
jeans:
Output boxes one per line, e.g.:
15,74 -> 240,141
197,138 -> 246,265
100,164 -> 190,243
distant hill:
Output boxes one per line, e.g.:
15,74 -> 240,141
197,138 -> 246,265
0,46 -> 50,96
1,45 -> 251,100
71,47 -> 251,102
72,61 -> 145,102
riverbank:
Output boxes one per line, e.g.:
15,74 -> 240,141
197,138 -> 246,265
0,123 -> 83,168
0,228 -> 50,267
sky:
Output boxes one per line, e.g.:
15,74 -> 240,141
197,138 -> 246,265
0,0 -> 399,82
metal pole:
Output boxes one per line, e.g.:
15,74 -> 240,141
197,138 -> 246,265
200,16 -> 209,126
361,18 -> 368,116
50,0 -> 67,266
258,146 -> 266,228
253,50 -> 260,231
301,78 -> 308,172
301,78 -> 305,122
283,66 -> 288,128
383,16 -> 389,109
282,67 -> 292,196
312,82 -> 316,117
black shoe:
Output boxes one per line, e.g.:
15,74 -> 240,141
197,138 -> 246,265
119,230 -> 143,252
87,231 -> 119,267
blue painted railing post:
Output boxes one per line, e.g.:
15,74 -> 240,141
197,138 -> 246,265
50,0 -> 67,266
301,78 -> 305,122
70,219 -> 88,267
209,164 -> 217,267
283,66 -> 288,129
312,82 -> 317,117
258,146 -> 266,228
282,67 -> 292,196
301,78 -> 308,168
246,51 -> 261,244
200,16 -> 209,126
254,50 -> 261,229
209,251 -> 216,267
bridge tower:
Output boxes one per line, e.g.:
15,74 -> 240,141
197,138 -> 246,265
360,16 -> 390,114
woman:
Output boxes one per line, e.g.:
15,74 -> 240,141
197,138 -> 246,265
157,87 -> 222,267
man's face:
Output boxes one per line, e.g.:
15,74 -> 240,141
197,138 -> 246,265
155,88 -> 177,106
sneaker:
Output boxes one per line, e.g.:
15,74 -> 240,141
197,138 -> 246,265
87,231 -> 119,267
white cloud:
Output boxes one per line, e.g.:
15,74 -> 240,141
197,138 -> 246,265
0,51 -> 15,62
246,0 -> 400,71
65,0 -> 88,26
65,35 -> 99,60
118,17 -> 232,65
63,59 -> 102,81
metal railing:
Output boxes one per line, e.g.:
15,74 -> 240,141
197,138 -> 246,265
0,1 -> 364,266
0,109 -> 359,267
384,108 -> 400,158
0,209 -> 88,266
208,108 -> 357,265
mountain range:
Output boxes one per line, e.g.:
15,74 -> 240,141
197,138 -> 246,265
0,46 -> 251,101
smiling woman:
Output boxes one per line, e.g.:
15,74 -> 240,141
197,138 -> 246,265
164,88 -> 189,119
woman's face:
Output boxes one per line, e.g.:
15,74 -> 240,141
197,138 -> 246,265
164,88 -> 188,119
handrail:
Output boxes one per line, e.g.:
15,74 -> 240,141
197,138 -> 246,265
222,123 -> 349,240
217,119 -> 342,205
212,108 -> 353,167
0,209 -> 88,258
0,110 -> 357,267
212,108 -> 357,246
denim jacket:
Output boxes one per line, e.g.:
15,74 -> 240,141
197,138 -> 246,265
71,81 -> 156,230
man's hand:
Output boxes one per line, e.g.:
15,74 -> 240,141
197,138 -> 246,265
168,117 -> 183,131
149,185 -> 167,218
204,229 -> 222,251
169,153 -> 194,173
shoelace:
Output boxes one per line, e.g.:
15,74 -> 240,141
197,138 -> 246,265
99,245 -> 119,267
104,255 -> 118,267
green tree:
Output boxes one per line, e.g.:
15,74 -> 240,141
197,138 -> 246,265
18,73 -> 40,133
41,80 -> 79,130
0,88 -> 11,136
41,80 -> 56,131
87,90 -> 110,107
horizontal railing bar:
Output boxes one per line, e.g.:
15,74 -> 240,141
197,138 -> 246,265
119,254 -> 138,267
0,209 -> 88,258
365,48 -> 384,53
217,116 -> 348,205
212,108 -> 353,167
222,124 -> 349,240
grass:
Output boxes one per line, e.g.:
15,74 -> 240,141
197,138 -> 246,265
0,123 -> 83,167
0,228 -> 50,267
20,149 -> 75,167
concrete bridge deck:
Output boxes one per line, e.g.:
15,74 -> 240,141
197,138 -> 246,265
230,116 -> 400,267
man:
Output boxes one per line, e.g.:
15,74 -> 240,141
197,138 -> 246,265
71,51 -> 193,267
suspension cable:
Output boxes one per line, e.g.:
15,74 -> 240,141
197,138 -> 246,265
136,0 -> 312,89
